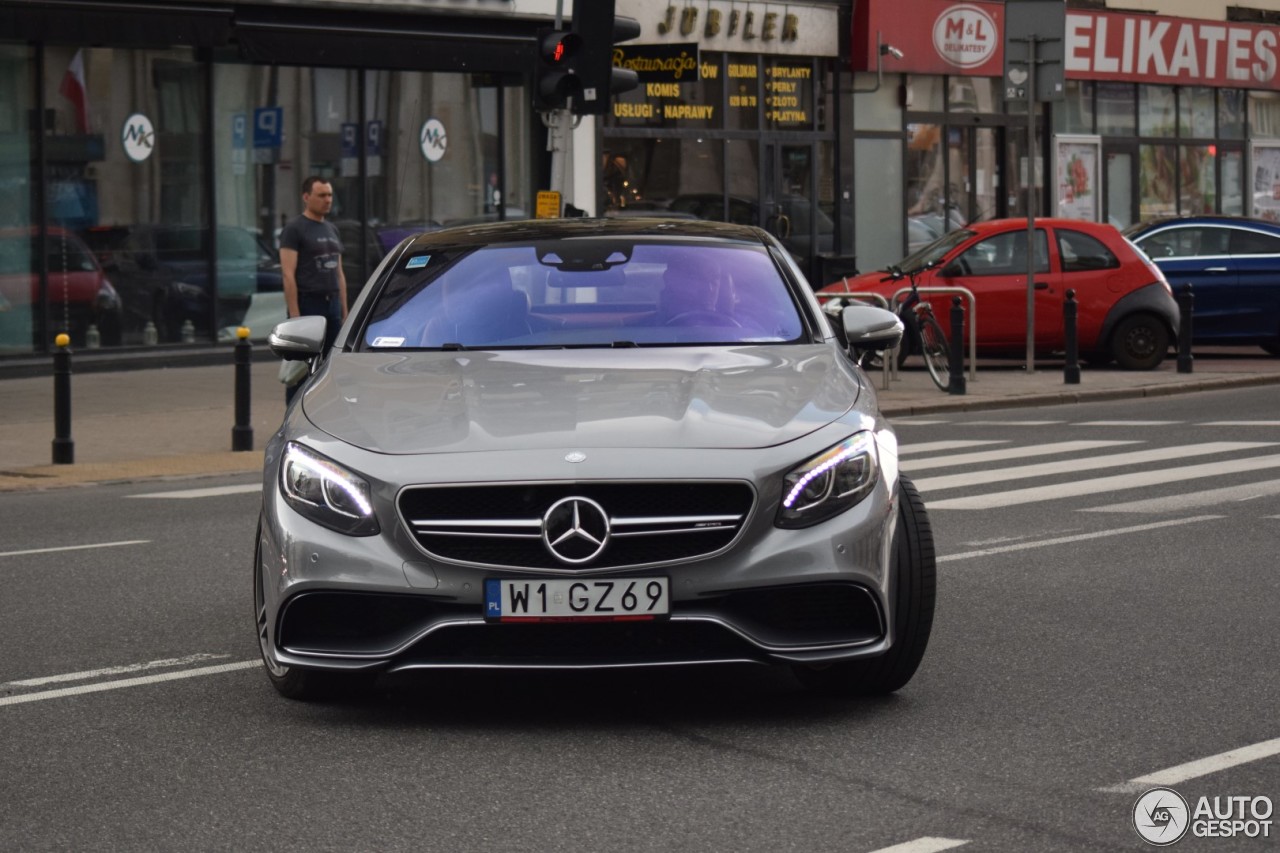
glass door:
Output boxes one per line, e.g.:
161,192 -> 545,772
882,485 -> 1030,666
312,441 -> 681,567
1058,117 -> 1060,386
1104,144 -> 1137,228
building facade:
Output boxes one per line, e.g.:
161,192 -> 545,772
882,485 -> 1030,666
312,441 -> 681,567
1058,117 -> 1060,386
0,0 -> 560,354
850,0 -> 1280,275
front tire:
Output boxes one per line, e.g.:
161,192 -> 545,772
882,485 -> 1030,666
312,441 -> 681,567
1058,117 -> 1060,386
1110,312 -> 1170,370
794,475 -> 936,697
253,520 -> 374,700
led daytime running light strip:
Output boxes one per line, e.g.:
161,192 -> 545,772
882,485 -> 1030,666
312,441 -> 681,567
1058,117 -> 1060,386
782,435 -> 873,510
287,444 -> 373,518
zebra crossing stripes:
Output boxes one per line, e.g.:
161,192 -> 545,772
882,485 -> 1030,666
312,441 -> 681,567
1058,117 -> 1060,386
1081,478 -> 1280,513
928,453 -> 1280,510
897,440 -> 1007,456
911,442 -> 1275,491
901,440 -> 1138,472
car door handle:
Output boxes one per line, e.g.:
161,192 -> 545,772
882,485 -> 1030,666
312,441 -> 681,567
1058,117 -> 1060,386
1034,281 -> 1050,290
1203,266 -> 1229,272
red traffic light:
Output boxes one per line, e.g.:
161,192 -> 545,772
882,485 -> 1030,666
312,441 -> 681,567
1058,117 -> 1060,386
539,29 -> 580,65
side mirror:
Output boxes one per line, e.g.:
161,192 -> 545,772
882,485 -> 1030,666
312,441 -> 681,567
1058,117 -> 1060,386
842,305 -> 903,353
269,315 -> 327,360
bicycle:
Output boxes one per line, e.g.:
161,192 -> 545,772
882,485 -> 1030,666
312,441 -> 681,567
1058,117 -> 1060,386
882,261 -> 951,392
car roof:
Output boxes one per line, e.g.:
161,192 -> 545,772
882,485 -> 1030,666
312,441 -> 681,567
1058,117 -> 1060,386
966,217 -> 1115,234
1127,214 -> 1280,233
398,217 -> 772,253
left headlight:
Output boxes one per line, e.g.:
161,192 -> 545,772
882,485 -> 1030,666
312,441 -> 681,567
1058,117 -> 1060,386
776,432 -> 879,529
280,442 -> 380,536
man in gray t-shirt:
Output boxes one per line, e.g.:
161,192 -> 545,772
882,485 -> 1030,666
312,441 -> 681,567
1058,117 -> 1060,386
280,176 -> 348,403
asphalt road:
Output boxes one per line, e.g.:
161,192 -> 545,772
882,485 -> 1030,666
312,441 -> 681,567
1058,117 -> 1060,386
2,386 -> 1277,852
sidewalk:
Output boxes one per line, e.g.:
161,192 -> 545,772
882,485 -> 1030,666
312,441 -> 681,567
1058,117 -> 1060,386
2,350 -> 1279,492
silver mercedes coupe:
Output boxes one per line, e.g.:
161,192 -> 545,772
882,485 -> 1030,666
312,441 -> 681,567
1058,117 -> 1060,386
257,218 -> 935,700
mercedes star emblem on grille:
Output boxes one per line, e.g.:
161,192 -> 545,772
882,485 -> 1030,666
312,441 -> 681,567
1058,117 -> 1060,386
542,496 -> 611,564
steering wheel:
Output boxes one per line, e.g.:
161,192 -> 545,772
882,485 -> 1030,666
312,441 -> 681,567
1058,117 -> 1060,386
665,310 -> 743,328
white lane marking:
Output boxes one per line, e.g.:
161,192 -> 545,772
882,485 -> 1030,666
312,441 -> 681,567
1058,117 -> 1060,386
0,661 -> 261,707
915,442 -> 1275,493
1082,478 -> 1280,513
929,454 -> 1280,510
0,540 -> 150,559
957,420 -> 1064,426
898,440 -> 1007,456
889,419 -> 950,426
5,653 -> 231,687
938,516 -> 1221,562
1098,737 -> 1280,794
1073,420 -> 1181,426
128,483 -> 262,499
866,839 -> 969,853
1199,421 -> 1280,426
903,440 -> 1140,472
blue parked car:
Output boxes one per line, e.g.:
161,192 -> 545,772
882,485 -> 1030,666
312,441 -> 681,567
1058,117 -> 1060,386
1124,215 -> 1280,355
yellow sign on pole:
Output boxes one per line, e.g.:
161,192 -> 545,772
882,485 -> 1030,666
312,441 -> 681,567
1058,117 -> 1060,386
535,190 -> 562,219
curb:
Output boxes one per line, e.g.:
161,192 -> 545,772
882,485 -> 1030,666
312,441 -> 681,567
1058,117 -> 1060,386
878,371 -> 1280,417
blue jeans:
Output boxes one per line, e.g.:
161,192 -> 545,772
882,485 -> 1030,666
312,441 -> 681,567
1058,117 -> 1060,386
285,291 -> 344,405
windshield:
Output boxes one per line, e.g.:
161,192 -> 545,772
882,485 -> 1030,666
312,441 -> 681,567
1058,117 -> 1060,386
895,228 -> 974,273
359,239 -> 807,349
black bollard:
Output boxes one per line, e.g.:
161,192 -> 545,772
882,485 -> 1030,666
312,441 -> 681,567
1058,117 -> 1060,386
51,333 -> 74,464
1177,283 -> 1194,374
1063,288 -> 1081,385
948,296 -> 966,395
232,326 -> 254,451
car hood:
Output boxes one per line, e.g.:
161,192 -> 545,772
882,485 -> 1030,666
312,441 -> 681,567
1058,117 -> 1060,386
301,347 -> 863,454
818,270 -> 902,295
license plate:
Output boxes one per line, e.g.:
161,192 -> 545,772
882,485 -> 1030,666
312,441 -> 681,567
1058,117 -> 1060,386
485,578 -> 669,622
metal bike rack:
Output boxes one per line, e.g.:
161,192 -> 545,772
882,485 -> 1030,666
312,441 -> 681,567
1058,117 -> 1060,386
890,286 -> 978,382
815,288 -> 893,389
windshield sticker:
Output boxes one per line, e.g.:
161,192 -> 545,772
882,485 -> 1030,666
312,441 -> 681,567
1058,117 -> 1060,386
405,255 -> 430,269
371,336 -> 405,347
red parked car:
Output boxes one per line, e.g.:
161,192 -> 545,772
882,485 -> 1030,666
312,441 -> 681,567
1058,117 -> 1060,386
820,218 -> 1180,370
0,227 -> 123,348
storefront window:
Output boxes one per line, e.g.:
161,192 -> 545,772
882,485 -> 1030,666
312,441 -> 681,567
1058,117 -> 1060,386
1139,144 -> 1177,219
55,47 -> 205,345
1179,145 -> 1216,214
906,124 -> 945,225
1138,85 -> 1175,137
725,54 -> 759,131
602,138 -> 724,215
0,45 -> 35,352
1055,80 -> 1094,134
610,52 -> 722,130
1222,149 -> 1244,215
1218,89 -> 1245,140
1097,83 -> 1135,136
1178,87 -> 1215,139
905,76 -> 944,112
948,77 -> 997,114
1248,91 -> 1280,139
764,58 -> 813,131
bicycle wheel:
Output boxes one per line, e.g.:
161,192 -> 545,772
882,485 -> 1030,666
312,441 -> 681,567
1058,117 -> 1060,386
917,310 -> 951,392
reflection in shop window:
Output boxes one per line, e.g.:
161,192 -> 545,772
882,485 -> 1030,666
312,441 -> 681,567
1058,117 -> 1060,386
1138,85 -> 1175,137
1179,146 -> 1216,214
1097,82 -> 1135,136
1140,144 -> 1177,219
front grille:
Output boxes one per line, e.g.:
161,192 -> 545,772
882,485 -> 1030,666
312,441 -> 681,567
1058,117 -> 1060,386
397,481 -> 755,570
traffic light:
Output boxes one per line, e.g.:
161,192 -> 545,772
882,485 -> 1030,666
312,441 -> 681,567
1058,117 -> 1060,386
568,1 -> 641,115
534,28 -> 583,111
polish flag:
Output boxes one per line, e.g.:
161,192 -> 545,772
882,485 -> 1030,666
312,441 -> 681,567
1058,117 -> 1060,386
59,49 -> 88,133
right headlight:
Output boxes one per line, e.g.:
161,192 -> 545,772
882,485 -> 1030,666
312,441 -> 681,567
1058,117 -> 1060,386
776,432 -> 879,529
280,442 -> 380,536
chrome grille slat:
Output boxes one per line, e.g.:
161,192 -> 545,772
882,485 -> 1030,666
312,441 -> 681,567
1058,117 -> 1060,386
397,481 -> 756,570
